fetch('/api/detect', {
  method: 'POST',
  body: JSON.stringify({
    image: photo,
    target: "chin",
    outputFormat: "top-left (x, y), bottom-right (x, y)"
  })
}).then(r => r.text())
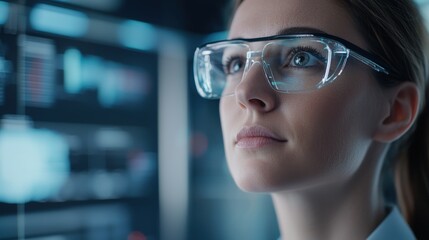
top-left (231, 169), bottom-right (291, 193)
top-left (234, 179), bottom-right (268, 193)
top-left (230, 166), bottom-right (334, 194)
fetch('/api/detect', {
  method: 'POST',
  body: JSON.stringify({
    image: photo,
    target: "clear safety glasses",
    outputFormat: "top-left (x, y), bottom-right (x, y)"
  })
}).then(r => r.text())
top-left (193, 33), bottom-right (390, 99)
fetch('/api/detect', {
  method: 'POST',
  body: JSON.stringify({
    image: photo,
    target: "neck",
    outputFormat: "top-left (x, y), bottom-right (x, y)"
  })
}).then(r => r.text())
top-left (272, 145), bottom-right (388, 240)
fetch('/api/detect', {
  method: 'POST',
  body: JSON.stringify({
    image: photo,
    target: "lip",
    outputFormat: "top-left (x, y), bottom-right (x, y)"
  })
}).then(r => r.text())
top-left (235, 125), bottom-right (287, 148)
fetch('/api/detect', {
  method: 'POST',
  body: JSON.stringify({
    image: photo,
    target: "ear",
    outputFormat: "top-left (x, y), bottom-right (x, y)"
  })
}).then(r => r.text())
top-left (373, 82), bottom-right (420, 143)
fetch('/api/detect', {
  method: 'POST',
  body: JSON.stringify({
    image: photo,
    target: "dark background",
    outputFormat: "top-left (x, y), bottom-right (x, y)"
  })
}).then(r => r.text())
top-left (118, 0), bottom-right (232, 34)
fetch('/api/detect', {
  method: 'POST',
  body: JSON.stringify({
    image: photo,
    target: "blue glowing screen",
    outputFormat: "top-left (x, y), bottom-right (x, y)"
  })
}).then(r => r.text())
top-left (0, 128), bottom-right (70, 203)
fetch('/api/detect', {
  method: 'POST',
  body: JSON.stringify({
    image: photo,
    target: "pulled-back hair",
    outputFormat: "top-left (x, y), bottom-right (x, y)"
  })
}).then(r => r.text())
top-left (338, 1), bottom-right (429, 238)
top-left (232, 0), bottom-right (429, 238)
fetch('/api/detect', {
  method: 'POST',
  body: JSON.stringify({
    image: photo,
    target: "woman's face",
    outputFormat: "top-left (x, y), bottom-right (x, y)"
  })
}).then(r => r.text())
top-left (220, 0), bottom-right (388, 192)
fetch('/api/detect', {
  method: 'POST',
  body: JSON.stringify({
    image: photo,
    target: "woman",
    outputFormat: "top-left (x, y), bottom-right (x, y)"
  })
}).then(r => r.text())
top-left (193, 0), bottom-right (429, 239)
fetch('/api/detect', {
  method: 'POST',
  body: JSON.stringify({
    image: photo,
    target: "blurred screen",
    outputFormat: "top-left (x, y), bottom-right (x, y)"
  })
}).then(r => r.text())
top-left (0, 1), bottom-right (159, 239)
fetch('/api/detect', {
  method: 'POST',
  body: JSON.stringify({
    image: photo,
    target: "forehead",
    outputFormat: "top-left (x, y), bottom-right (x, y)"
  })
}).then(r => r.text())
top-left (229, 0), bottom-right (368, 49)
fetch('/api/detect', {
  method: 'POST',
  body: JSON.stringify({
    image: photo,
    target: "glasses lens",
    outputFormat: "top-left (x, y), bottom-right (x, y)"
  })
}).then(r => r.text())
top-left (194, 37), bottom-right (347, 99)
top-left (262, 38), bottom-right (333, 92)
top-left (194, 43), bottom-right (249, 99)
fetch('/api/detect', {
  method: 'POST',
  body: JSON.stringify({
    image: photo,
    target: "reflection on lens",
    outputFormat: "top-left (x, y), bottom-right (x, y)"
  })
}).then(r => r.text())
top-left (263, 39), bottom-right (331, 92)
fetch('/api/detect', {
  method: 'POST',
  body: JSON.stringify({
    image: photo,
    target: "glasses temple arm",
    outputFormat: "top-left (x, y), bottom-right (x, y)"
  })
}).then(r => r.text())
top-left (349, 50), bottom-right (389, 75)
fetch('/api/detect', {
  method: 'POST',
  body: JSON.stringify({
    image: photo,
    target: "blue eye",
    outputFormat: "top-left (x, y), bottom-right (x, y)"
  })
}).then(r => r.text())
top-left (284, 46), bottom-right (326, 69)
top-left (223, 57), bottom-right (245, 75)
top-left (291, 51), bottom-right (322, 68)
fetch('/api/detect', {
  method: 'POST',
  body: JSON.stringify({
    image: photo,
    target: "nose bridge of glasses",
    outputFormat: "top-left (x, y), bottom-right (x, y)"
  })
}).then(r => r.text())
top-left (246, 49), bottom-right (265, 68)
top-left (240, 50), bottom-right (277, 93)
top-left (243, 50), bottom-right (264, 75)
top-left (246, 50), bottom-right (262, 59)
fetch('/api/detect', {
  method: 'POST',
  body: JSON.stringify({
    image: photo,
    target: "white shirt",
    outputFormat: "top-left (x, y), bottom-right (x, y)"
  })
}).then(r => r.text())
top-left (278, 206), bottom-right (416, 240)
top-left (367, 206), bottom-right (415, 240)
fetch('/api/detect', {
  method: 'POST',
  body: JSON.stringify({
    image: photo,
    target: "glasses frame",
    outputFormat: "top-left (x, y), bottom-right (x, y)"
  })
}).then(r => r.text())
top-left (193, 32), bottom-right (391, 99)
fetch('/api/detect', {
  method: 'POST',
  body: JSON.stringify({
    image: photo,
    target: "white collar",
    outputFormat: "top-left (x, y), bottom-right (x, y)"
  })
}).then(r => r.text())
top-left (277, 206), bottom-right (415, 240)
top-left (367, 206), bottom-right (415, 240)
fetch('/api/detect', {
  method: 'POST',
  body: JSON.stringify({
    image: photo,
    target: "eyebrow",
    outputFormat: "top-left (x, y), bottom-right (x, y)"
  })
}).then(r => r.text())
top-left (275, 27), bottom-right (328, 35)
top-left (231, 26), bottom-right (328, 40)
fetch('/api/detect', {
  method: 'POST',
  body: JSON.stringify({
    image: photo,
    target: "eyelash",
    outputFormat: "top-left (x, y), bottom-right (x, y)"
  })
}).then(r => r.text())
top-left (286, 46), bottom-right (327, 66)
top-left (222, 56), bottom-right (245, 73)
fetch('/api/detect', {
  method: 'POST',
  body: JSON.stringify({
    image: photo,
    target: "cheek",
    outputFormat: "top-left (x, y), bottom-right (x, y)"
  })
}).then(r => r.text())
top-left (287, 76), bottom-right (383, 182)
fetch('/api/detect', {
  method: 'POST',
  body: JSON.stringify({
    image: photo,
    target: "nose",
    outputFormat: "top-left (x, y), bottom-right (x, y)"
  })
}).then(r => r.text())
top-left (235, 52), bottom-right (278, 112)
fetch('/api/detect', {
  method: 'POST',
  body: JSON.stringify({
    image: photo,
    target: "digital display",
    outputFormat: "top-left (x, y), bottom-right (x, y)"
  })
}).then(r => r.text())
top-left (21, 36), bottom-right (56, 107)
top-left (0, 1), bottom-right (159, 239)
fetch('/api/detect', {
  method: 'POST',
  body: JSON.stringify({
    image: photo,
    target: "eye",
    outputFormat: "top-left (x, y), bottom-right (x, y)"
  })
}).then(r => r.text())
top-left (290, 51), bottom-right (322, 68)
top-left (292, 52), bottom-right (311, 66)
top-left (223, 57), bottom-right (245, 75)
top-left (284, 46), bottom-right (326, 69)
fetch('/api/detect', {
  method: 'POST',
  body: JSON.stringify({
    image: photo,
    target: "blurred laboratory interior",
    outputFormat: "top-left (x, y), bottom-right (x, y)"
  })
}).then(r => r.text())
top-left (0, 0), bottom-right (429, 240)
